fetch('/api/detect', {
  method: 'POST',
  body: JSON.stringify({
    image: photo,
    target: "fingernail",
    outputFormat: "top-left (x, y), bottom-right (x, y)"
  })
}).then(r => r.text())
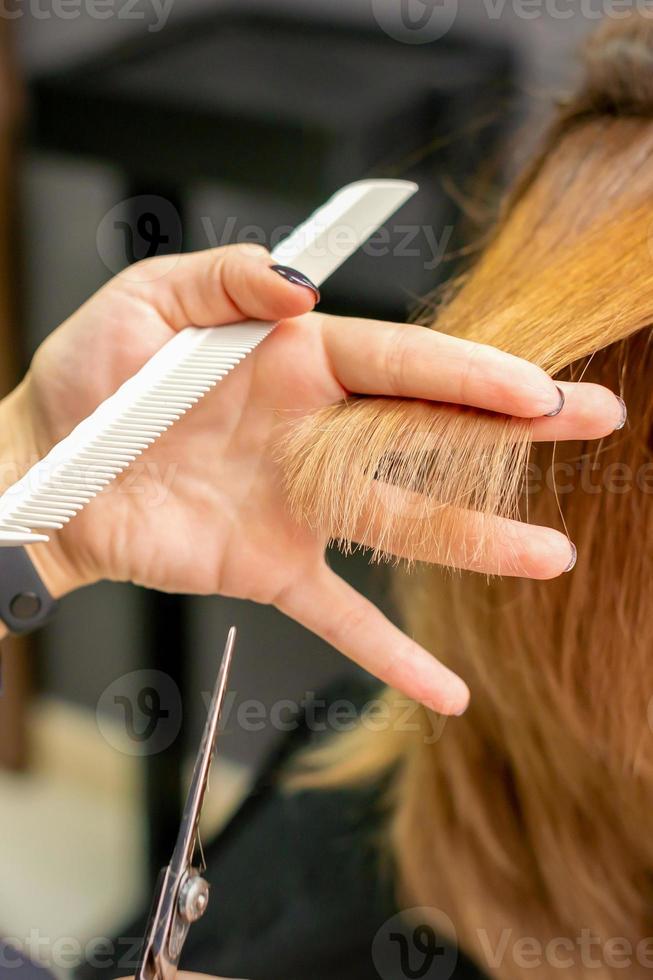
top-left (615, 396), bottom-right (628, 430)
top-left (270, 264), bottom-right (321, 303)
top-left (564, 542), bottom-right (577, 574)
top-left (544, 385), bottom-right (565, 417)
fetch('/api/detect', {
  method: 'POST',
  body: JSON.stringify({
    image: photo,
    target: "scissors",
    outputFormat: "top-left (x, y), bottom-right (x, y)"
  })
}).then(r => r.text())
top-left (135, 626), bottom-right (238, 980)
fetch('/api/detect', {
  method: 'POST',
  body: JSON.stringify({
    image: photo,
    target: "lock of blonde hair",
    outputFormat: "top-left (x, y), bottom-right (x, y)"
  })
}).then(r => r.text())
top-left (281, 14), bottom-right (653, 979)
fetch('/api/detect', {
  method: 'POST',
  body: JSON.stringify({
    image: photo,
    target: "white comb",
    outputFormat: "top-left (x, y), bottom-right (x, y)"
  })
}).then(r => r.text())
top-left (0, 179), bottom-right (418, 546)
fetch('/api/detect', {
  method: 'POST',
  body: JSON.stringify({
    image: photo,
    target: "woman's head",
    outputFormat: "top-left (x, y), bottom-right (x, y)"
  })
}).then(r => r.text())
top-left (284, 13), bottom-right (653, 976)
top-left (283, 12), bottom-right (653, 569)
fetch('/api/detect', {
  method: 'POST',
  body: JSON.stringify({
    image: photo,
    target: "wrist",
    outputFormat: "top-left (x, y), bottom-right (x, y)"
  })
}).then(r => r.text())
top-left (0, 380), bottom-right (83, 608)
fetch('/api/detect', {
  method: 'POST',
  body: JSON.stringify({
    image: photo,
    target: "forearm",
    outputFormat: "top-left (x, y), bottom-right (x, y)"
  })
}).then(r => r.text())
top-left (0, 381), bottom-right (36, 491)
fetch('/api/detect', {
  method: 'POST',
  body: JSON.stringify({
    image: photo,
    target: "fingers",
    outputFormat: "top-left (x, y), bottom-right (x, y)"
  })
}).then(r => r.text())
top-left (277, 562), bottom-right (470, 715)
top-left (121, 244), bottom-right (319, 329)
top-left (354, 488), bottom-right (576, 579)
top-left (531, 380), bottom-right (626, 441)
top-left (319, 314), bottom-right (623, 422)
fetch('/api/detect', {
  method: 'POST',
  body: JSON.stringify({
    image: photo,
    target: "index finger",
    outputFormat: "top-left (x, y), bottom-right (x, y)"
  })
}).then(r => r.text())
top-left (277, 562), bottom-right (470, 716)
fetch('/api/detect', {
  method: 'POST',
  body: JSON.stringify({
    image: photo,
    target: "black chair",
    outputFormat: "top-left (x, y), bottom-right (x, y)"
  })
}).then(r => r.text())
top-left (26, 7), bottom-right (514, 881)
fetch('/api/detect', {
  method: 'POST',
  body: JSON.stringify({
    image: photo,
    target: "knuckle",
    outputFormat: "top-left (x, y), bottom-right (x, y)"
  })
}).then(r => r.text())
top-left (330, 600), bottom-right (368, 642)
top-left (456, 341), bottom-right (487, 405)
top-left (382, 328), bottom-right (415, 396)
top-left (208, 248), bottom-right (229, 282)
top-left (217, 247), bottom-right (267, 306)
top-left (383, 638), bottom-right (414, 677)
top-left (317, 596), bottom-right (368, 649)
top-left (211, 251), bottom-right (247, 311)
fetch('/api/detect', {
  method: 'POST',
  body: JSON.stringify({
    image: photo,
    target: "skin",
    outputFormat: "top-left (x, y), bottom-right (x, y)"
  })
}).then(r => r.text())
top-left (0, 244), bottom-right (625, 715)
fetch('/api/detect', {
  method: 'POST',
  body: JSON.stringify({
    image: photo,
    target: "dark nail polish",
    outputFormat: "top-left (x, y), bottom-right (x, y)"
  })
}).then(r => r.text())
top-left (270, 265), bottom-right (321, 303)
top-left (564, 543), bottom-right (577, 574)
top-left (544, 386), bottom-right (565, 418)
top-left (615, 396), bottom-right (628, 430)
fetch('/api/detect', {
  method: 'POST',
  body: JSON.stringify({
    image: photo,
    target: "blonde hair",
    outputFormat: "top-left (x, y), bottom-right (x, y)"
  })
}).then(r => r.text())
top-left (282, 14), bottom-right (653, 978)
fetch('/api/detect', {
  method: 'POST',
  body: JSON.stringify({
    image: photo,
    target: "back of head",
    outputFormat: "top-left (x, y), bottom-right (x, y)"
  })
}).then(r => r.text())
top-left (283, 13), bottom-right (653, 978)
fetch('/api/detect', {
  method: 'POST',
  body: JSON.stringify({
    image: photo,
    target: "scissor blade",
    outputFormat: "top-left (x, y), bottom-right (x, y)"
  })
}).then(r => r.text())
top-left (170, 626), bottom-right (237, 873)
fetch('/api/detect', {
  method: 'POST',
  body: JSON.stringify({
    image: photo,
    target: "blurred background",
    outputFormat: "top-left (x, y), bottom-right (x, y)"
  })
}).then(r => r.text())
top-left (0, 1), bottom-right (599, 976)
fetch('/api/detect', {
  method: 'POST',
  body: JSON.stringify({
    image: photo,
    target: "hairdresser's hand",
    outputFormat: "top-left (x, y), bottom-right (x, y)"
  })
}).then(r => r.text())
top-left (3, 246), bottom-right (624, 714)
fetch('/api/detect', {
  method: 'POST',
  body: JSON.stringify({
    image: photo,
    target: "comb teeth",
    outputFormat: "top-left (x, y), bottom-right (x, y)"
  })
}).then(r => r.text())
top-left (0, 324), bottom-right (272, 542)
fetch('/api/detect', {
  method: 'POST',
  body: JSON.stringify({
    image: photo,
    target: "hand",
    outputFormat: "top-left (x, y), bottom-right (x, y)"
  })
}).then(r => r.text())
top-left (2, 245), bottom-right (625, 714)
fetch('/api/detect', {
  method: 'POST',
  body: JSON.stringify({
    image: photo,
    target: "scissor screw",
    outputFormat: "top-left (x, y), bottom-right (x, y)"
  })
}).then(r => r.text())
top-left (178, 875), bottom-right (210, 923)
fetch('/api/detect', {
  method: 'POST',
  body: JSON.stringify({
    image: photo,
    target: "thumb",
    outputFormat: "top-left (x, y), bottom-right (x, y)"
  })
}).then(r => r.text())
top-left (277, 562), bottom-right (470, 716)
top-left (112, 243), bottom-right (319, 329)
